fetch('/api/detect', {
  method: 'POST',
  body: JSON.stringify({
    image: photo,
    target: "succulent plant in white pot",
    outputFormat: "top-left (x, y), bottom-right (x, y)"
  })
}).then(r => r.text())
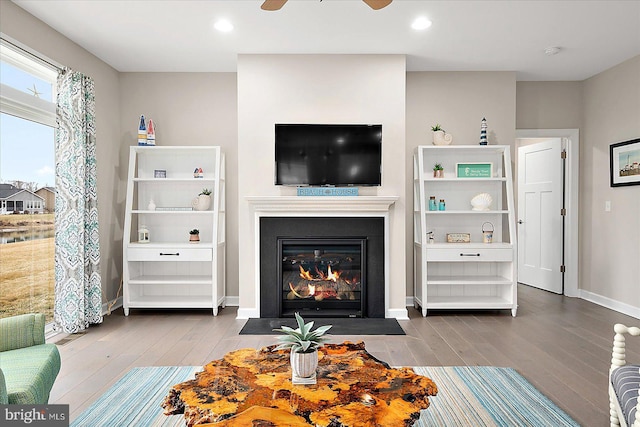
top-left (191, 188), bottom-right (212, 211)
top-left (431, 124), bottom-right (453, 145)
top-left (273, 312), bottom-right (332, 383)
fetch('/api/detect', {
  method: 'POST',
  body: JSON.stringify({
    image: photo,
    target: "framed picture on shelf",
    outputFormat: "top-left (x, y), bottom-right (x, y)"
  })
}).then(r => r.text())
top-left (154, 169), bottom-right (167, 178)
top-left (610, 138), bottom-right (640, 187)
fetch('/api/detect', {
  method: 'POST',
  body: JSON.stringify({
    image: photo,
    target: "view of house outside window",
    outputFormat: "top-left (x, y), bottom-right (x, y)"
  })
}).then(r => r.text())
top-left (0, 40), bottom-right (57, 322)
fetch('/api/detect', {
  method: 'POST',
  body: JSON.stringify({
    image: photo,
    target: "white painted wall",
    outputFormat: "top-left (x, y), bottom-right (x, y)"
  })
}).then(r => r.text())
top-left (237, 54), bottom-right (407, 317)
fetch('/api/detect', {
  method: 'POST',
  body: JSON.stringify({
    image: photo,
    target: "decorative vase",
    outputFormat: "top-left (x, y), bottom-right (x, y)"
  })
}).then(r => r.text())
top-left (191, 194), bottom-right (211, 211)
top-left (189, 234), bottom-right (200, 243)
top-left (290, 349), bottom-right (318, 380)
top-left (433, 130), bottom-right (453, 145)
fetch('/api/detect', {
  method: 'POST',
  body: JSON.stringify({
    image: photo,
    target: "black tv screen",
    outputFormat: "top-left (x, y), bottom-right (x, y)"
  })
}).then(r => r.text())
top-left (275, 124), bottom-right (382, 186)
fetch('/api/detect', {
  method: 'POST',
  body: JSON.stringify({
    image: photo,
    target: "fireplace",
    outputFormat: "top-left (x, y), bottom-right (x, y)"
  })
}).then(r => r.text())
top-left (260, 217), bottom-right (384, 318)
top-left (279, 238), bottom-right (366, 317)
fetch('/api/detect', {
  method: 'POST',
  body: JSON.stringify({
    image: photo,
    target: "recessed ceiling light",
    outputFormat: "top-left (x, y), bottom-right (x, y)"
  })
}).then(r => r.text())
top-left (214, 19), bottom-right (234, 33)
top-left (544, 46), bottom-right (561, 56)
top-left (411, 17), bottom-right (432, 31)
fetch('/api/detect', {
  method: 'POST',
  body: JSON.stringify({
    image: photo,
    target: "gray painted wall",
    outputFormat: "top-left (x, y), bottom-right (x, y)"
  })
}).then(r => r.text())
top-left (406, 71), bottom-right (517, 299)
top-left (118, 73), bottom-right (239, 298)
top-left (3, 0), bottom-right (638, 317)
top-left (515, 57), bottom-right (640, 314)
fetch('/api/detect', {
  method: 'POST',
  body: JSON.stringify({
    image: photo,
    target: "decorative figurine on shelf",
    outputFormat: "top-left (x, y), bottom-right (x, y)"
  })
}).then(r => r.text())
top-left (189, 229), bottom-right (200, 243)
top-left (432, 124), bottom-right (453, 145)
top-left (482, 222), bottom-right (494, 243)
top-left (471, 192), bottom-right (493, 211)
top-left (137, 115), bottom-right (147, 145)
top-left (146, 119), bottom-right (156, 146)
top-left (191, 188), bottom-right (212, 211)
top-left (479, 117), bottom-right (488, 145)
top-left (147, 198), bottom-right (156, 211)
top-left (427, 231), bottom-right (435, 244)
top-left (193, 167), bottom-right (204, 178)
top-left (138, 225), bottom-right (149, 243)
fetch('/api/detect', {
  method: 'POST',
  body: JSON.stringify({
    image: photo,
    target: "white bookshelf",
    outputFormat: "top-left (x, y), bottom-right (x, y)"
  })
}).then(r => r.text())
top-left (413, 145), bottom-right (517, 316)
top-left (123, 146), bottom-right (225, 315)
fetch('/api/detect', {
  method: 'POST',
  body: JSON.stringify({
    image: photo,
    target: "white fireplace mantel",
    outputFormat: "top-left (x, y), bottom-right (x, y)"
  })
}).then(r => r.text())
top-left (239, 196), bottom-right (403, 320)
top-left (246, 196), bottom-right (398, 214)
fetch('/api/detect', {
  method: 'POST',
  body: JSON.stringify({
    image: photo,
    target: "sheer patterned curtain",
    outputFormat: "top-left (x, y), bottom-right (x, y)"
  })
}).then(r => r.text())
top-left (54, 68), bottom-right (102, 333)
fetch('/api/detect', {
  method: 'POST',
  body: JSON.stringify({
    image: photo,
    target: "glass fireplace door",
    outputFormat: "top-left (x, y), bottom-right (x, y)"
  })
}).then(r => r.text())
top-left (278, 238), bottom-right (366, 317)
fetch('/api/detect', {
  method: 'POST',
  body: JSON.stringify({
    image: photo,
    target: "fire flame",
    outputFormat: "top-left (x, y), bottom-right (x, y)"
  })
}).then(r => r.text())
top-left (298, 265), bottom-right (341, 282)
top-left (290, 265), bottom-right (351, 300)
top-left (325, 265), bottom-right (340, 282)
top-left (298, 265), bottom-right (314, 281)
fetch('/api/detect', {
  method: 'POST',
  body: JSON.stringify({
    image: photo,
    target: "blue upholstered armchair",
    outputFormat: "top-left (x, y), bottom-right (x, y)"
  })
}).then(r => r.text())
top-left (0, 313), bottom-right (61, 404)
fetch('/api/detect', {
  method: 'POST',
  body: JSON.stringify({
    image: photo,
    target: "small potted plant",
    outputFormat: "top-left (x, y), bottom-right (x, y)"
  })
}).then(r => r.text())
top-left (189, 229), bottom-right (200, 243)
top-left (431, 124), bottom-right (453, 145)
top-left (433, 163), bottom-right (444, 178)
top-left (273, 312), bottom-right (332, 384)
top-left (191, 188), bottom-right (212, 211)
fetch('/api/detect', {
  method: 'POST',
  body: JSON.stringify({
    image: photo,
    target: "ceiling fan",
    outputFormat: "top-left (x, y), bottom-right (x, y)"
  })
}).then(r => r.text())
top-left (261, 0), bottom-right (392, 11)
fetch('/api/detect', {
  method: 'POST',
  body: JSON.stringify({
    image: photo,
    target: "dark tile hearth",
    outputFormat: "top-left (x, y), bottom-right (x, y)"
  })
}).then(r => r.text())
top-left (239, 317), bottom-right (405, 335)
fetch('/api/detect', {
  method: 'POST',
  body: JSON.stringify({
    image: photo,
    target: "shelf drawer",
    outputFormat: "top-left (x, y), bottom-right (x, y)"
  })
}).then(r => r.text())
top-left (128, 247), bottom-right (212, 261)
top-left (426, 248), bottom-right (512, 262)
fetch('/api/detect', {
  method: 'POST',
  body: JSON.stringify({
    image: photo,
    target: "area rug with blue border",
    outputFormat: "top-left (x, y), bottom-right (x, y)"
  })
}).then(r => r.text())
top-left (71, 365), bottom-right (579, 427)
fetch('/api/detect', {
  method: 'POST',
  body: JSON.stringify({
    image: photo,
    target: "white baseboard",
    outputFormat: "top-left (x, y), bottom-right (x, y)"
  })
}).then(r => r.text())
top-left (224, 296), bottom-right (239, 306)
top-left (236, 308), bottom-right (259, 319)
top-left (580, 290), bottom-right (640, 320)
top-left (405, 296), bottom-right (414, 307)
top-left (387, 308), bottom-right (409, 320)
top-left (101, 296), bottom-right (238, 315)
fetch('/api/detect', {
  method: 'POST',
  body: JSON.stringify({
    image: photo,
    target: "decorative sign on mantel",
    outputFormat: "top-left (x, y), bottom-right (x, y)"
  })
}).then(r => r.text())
top-left (297, 187), bottom-right (359, 197)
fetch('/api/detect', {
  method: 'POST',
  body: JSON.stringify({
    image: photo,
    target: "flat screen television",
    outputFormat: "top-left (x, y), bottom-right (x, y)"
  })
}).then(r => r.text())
top-left (275, 124), bottom-right (382, 186)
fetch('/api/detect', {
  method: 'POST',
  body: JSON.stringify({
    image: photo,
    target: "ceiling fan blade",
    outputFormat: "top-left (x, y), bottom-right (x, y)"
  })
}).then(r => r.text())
top-left (362, 0), bottom-right (392, 10)
top-left (261, 0), bottom-right (288, 11)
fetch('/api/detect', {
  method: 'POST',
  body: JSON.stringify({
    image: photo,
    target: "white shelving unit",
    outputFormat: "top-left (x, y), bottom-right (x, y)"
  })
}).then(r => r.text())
top-left (123, 146), bottom-right (225, 316)
top-left (413, 145), bottom-right (517, 317)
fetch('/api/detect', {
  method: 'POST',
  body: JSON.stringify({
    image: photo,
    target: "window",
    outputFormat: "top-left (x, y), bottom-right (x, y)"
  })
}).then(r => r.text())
top-left (0, 36), bottom-right (58, 321)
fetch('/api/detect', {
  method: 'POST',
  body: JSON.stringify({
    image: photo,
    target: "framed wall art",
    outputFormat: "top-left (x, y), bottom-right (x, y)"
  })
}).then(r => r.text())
top-left (610, 138), bottom-right (640, 187)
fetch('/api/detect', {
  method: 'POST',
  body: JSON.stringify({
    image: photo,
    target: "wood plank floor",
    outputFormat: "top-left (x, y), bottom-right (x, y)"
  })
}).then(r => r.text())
top-left (49, 284), bottom-right (640, 426)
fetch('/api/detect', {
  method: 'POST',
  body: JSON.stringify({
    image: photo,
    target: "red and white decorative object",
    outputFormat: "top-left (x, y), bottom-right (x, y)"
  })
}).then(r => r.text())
top-left (146, 119), bottom-right (156, 145)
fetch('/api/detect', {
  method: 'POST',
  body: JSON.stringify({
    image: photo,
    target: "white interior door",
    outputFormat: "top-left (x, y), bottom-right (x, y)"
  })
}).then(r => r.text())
top-left (517, 139), bottom-right (563, 294)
